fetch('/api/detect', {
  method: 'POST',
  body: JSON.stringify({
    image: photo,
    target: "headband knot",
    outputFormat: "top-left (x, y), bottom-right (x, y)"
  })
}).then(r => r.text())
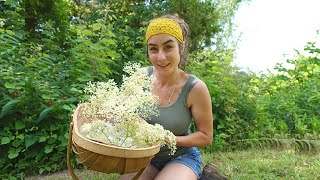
top-left (145, 18), bottom-right (183, 42)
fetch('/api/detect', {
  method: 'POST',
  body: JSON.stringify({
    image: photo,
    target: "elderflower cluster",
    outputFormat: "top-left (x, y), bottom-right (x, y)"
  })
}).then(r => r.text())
top-left (79, 63), bottom-right (176, 155)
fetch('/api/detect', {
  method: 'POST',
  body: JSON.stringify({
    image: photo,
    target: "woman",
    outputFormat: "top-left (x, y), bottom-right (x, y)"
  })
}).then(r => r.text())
top-left (120, 14), bottom-right (214, 180)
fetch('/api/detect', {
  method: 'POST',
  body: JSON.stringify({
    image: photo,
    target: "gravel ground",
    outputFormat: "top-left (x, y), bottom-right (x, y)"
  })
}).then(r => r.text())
top-left (26, 170), bottom-right (71, 180)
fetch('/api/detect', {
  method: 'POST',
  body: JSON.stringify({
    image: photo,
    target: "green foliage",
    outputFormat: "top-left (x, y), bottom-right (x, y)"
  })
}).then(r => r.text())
top-left (188, 33), bottom-right (320, 152)
top-left (188, 49), bottom-right (258, 151)
top-left (249, 37), bottom-right (320, 139)
top-left (0, 0), bottom-right (148, 178)
top-left (165, 0), bottom-right (221, 51)
top-left (23, 0), bottom-right (71, 45)
top-left (0, 99), bottom-right (21, 119)
top-left (105, 0), bottom-right (224, 52)
top-left (0, 2), bottom-right (125, 178)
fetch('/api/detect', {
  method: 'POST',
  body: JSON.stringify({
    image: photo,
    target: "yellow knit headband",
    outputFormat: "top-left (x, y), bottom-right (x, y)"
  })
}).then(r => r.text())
top-left (145, 18), bottom-right (183, 42)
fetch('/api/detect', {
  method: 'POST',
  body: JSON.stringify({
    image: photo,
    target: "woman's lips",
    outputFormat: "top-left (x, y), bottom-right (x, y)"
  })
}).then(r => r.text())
top-left (157, 64), bottom-right (170, 69)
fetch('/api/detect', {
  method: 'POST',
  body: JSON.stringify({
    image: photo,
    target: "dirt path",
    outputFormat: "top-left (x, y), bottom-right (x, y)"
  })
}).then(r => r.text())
top-left (26, 170), bottom-right (119, 180)
top-left (26, 170), bottom-right (71, 180)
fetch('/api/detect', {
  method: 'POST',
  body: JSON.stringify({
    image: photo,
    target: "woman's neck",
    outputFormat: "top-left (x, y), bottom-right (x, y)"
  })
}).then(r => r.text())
top-left (154, 68), bottom-right (180, 87)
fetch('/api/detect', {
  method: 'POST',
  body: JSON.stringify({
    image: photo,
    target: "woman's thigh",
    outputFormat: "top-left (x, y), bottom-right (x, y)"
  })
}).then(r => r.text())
top-left (155, 162), bottom-right (198, 180)
top-left (119, 172), bottom-right (136, 180)
top-left (119, 164), bottom-right (159, 180)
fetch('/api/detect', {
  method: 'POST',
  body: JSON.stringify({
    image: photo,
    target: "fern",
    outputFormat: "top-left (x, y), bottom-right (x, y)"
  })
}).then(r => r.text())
top-left (0, 99), bottom-right (21, 119)
top-left (35, 107), bottom-right (54, 124)
top-left (294, 139), bottom-right (320, 153)
top-left (230, 138), bottom-right (320, 154)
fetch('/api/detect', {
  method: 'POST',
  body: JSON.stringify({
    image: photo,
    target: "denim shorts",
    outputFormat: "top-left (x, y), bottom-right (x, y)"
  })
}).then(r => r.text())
top-left (150, 147), bottom-right (202, 179)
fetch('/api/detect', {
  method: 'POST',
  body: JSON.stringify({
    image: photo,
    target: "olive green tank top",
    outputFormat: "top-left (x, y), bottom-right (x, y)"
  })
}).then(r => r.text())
top-left (147, 66), bottom-right (198, 162)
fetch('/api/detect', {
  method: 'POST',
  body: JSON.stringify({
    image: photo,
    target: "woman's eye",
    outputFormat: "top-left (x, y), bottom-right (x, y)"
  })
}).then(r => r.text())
top-left (166, 45), bottom-right (173, 49)
top-left (149, 47), bottom-right (157, 51)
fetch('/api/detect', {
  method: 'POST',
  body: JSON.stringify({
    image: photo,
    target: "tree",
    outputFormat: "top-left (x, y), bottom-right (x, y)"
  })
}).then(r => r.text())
top-left (102, 0), bottom-right (244, 52)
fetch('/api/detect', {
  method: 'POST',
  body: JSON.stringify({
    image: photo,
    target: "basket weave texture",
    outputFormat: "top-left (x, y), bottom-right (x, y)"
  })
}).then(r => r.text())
top-left (70, 103), bottom-right (161, 174)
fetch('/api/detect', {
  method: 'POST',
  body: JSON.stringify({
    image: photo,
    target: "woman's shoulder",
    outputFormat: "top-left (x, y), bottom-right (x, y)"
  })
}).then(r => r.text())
top-left (191, 78), bottom-right (208, 91)
top-left (187, 74), bottom-right (209, 95)
top-left (185, 75), bottom-right (210, 107)
top-left (186, 74), bottom-right (206, 89)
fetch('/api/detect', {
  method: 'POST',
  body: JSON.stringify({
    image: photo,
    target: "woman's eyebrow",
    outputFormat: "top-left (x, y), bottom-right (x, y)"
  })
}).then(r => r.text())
top-left (162, 39), bottom-right (174, 45)
top-left (148, 43), bottom-right (157, 46)
top-left (148, 39), bottom-right (175, 47)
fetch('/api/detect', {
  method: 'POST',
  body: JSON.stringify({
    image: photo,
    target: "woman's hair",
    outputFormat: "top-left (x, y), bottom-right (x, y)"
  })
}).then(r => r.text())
top-left (147, 14), bottom-right (190, 70)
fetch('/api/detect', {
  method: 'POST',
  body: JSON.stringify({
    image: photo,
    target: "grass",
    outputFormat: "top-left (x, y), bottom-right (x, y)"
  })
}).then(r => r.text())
top-left (201, 148), bottom-right (320, 180)
top-left (26, 148), bottom-right (320, 180)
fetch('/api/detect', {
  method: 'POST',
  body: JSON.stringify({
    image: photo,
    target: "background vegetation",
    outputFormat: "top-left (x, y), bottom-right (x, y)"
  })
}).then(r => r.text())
top-left (0, 0), bottom-right (319, 179)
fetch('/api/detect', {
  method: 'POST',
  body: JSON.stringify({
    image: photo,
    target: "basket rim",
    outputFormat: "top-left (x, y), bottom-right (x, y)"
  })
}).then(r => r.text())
top-left (72, 103), bottom-right (161, 158)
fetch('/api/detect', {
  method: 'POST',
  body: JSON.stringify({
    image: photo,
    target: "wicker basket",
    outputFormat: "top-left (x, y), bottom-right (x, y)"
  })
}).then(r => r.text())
top-left (67, 103), bottom-right (160, 179)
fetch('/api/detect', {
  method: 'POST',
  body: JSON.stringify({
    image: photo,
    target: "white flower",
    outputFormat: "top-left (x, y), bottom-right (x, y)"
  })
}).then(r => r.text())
top-left (79, 63), bottom-right (176, 154)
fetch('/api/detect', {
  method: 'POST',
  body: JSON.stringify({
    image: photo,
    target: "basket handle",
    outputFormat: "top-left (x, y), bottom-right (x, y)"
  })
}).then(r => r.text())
top-left (67, 117), bottom-right (79, 180)
top-left (131, 167), bottom-right (146, 180)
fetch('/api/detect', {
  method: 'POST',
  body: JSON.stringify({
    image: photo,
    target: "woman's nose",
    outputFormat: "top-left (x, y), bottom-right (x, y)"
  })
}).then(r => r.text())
top-left (157, 50), bottom-right (166, 61)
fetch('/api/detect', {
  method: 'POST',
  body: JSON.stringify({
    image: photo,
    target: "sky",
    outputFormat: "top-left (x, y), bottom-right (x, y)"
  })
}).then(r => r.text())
top-left (233, 0), bottom-right (320, 72)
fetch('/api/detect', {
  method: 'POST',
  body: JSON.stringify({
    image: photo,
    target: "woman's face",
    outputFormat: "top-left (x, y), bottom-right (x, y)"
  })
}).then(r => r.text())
top-left (147, 34), bottom-right (181, 74)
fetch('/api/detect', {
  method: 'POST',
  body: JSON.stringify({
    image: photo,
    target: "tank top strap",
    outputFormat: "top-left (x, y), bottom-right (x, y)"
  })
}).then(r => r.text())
top-left (147, 66), bottom-right (153, 76)
top-left (182, 74), bottom-right (197, 106)
top-left (185, 74), bottom-right (197, 93)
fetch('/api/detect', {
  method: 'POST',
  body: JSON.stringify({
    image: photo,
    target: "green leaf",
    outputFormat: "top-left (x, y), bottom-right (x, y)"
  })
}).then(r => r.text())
top-left (0, 99), bottom-right (21, 119)
top-left (217, 124), bottom-right (224, 129)
top-left (39, 136), bottom-right (47, 142)
top-left (45, 166), bottom-right (52, 171)
top-left (8, 148), bottom-right (21, 159)
top-left (92, 23), bottom-right (102, 31)
top-left (64, 132), bottom-right (69, 139)
top-left (62, 104), bottom-right (73, 111)
top-left (1, 137), bottom-right (11, 145)
top-left (5, 30), bottom-right (15, 36)
top-left (4, 33), bottom-right (20, 44)
top-left (77, 76), bottom-right (91, 82)
top-left (9, 176), bottom-right (17, 180)
top-left (101, 39), bottom-right (116, 47)
top-left (44, 145), bottom-right (54, 154)
top-left (39, 168), bottom-right (45, 174)
top-left (51, 134), bottom-right (57, 139)
top-left (108, 31), bottom-right (115, 37)
top-left (4, 82), bottom-right (15, 89)
top-left (8, 152), bottom-right (19, 159)
top-left (36, 107), bottom-right (54, 124)
top-left (25, 135), bottom-right (38, 148)
top-left (58, 134), bottom-right (67, 146)
top-left (50, 124), bottom-right (59, 131)
top-left (17, 134), bottom-right (24, 140)
top-left (65, 97), bottom-right (78, 103)
top-left (11, 139), bottom-right (23, 148)
top-left (47, 138), bottom-right (56, 144)
top-left (82, 30), bottom-right (92, 35)
top-left (70, 87), bottom-right (78, 92)
top-left (42, 53), bottom-right (50, 58)
top-left (41, 94), bottom-right (52, 100)
top-left (15, 121), bottom-right (25, 130)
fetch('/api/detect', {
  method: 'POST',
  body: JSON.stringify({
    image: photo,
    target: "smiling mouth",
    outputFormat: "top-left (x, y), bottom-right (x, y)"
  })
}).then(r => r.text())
top-left (157, 64), bottom-right (170, 68)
